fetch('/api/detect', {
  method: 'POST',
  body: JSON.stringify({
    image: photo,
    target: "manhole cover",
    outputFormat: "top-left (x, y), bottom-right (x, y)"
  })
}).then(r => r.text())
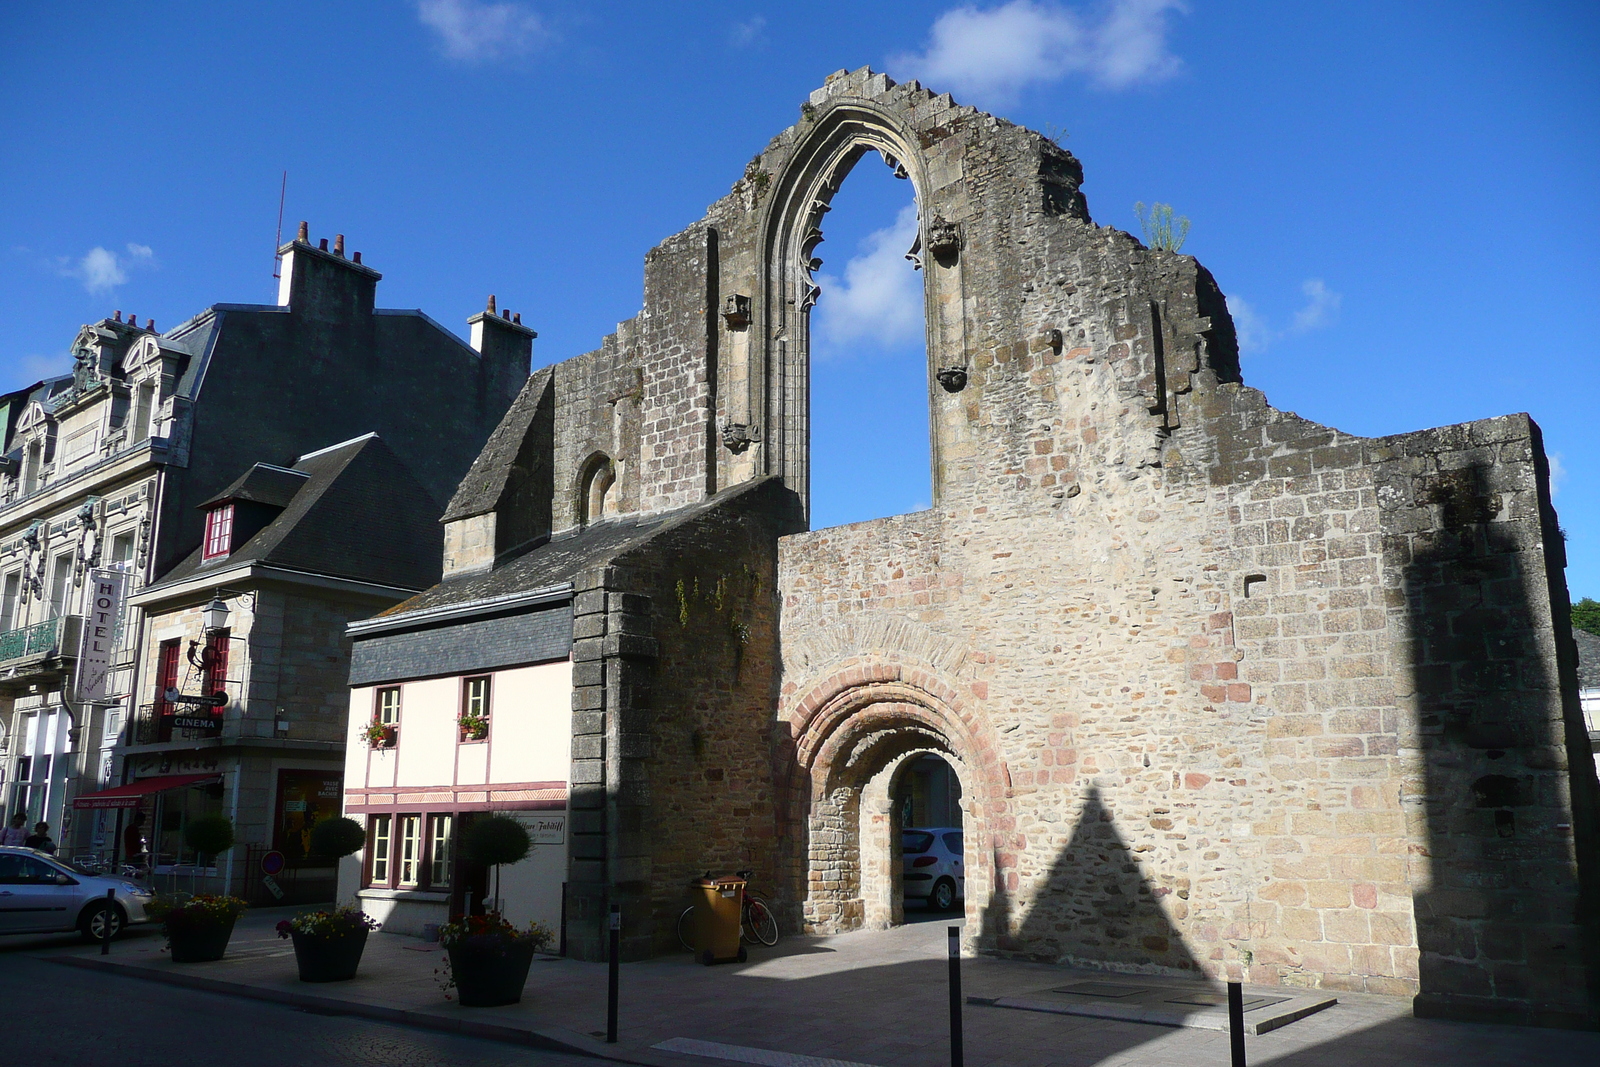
top-left (1052, 983), bottom-right (1150, 998)
top-left (1164, 993), bottom-right (1288, 1010)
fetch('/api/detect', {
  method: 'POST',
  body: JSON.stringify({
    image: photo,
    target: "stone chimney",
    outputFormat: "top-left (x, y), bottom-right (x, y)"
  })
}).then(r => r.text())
top-left (276, 222), bottom-right (382, 321)
top-left (467, 295), bottom-right (536, 404)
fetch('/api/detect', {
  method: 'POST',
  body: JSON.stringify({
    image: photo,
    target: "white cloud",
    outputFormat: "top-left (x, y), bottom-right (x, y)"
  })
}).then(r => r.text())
top-left (729, 16), bottom-right (766, 48)
top-left (889, 0), bottom-right (1185, 107)
top-left (1227, 278), bottom-right (1342, 357)
top-left (812, 204), bottom-right (925, 356)
top-left (1549, 452), bottom-right (1567, 499)
top-left (1289, 277), bottom-right (1341, 334)
top-left (416, 0), bottom-right (548, 63)
top-left (1225, 293), bottom-right (1269, 356)
top-left (65, 242), bottom-right (155, 295)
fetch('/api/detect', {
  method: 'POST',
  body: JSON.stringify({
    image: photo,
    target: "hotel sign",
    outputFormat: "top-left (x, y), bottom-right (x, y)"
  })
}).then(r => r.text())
top-left (75, 568), bottom-right (127, 703)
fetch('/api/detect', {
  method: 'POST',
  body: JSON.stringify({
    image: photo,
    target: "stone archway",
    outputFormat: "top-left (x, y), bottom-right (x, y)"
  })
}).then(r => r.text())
top-left (749, 84), bottom-right (973, 522)
top-left (781, 677), bottom-right (1004, 935)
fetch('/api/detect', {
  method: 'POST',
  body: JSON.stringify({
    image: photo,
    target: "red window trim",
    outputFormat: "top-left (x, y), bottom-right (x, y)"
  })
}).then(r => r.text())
top-left (202, 504), bottom-right (234, 561)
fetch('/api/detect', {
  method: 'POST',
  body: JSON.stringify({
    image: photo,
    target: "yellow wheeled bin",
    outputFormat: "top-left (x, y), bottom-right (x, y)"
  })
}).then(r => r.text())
top-left (691, 874), bottom-right (747, 965)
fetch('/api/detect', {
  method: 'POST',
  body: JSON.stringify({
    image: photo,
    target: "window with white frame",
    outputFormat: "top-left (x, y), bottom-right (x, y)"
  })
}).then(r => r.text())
top-left (368, 815), bottom-right (391, 884)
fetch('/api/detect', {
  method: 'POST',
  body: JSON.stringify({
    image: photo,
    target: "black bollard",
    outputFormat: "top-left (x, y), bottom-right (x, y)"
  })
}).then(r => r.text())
top-left (101, 887), bottom-right (115, 955)
top-left (1228, 981), bottom-right (1246, 1066)
top-left (948, 926), bottom-right (964, 1067)
top-left (606, 904), bottom-right (620, 1044)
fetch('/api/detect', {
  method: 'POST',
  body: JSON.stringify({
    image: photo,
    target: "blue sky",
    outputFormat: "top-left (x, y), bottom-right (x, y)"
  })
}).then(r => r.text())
top-left (2, 3), bottom-right (1596, 589)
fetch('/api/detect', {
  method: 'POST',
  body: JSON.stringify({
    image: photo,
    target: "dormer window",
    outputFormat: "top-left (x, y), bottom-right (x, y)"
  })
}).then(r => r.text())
top-left (203, 504), bottom-right (235, 561)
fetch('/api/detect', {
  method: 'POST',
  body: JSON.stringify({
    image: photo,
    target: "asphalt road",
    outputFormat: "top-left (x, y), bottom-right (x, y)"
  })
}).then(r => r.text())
top-left (5, 932), bottom-right (609, 1067)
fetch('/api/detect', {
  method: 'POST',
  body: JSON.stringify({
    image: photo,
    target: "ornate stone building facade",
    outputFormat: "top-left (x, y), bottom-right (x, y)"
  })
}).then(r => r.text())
top-left (0, 230), bottom-right (529, 880)
top-left (351, 70), bottom-right (1598, 1027)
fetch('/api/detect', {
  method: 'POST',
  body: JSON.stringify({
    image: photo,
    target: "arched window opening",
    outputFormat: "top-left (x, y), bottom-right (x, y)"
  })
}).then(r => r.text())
top-left (578, 454), bottom-right (616, 526)
top-left (807, 158), bottom-right (931, 530)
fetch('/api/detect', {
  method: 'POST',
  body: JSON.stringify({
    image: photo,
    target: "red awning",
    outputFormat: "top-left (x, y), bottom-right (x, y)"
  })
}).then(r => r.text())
top-left (72, 773), bottom-right (221, 810)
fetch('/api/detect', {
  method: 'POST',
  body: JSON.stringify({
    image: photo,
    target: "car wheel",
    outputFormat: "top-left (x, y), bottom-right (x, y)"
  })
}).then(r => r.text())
top-left (930, 878), bottom-right (957, 912)
top-left (80, 900), bottom-right (125, 943)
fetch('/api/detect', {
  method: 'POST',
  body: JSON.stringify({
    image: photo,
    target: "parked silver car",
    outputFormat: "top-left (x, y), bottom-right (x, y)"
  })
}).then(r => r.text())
top-left (903, 827), bottom-right (964, 911)
top-left (0, 846), bottom-right (155, 940)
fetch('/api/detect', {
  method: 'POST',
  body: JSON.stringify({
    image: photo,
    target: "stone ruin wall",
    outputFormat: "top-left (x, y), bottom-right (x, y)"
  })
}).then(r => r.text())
top-left (513, 67), bottom-right (1596, 1022)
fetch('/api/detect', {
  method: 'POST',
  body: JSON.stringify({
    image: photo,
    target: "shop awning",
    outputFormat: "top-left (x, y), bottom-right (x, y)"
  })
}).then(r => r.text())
top-left (72, 773), bottom-right (221, 810)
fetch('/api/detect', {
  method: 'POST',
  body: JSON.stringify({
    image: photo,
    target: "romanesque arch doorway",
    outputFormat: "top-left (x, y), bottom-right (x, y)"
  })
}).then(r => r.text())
top-left (786, 679), bottom-right (993, 936)
top-left (895, 754), bottom-right (965, 920)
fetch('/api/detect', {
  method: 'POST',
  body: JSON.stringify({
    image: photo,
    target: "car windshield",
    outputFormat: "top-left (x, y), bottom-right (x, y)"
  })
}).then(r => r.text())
top-left (942, 832), bottom-right (964, 854)
top-left (902, 831), bottom-right (934, 854)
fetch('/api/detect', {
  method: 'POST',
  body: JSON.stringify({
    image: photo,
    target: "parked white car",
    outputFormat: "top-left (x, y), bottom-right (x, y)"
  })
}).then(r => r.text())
top-left (0, 847), bottom-right (155, 940)
top-left (903, 827), bottom-right (964, 911)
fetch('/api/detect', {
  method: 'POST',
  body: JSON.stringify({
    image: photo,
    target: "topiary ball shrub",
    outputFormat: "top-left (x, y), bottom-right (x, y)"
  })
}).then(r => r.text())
top-left (309, 817), bottom-right (368, 860)
top-left (184, 814), bottom-right (235, 858)
top-left (462, 815), bottom-right (530, 868)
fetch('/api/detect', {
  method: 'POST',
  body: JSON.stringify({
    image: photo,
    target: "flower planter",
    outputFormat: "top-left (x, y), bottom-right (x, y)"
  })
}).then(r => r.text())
top-left (448, 938), bottom-right (536, 1006)
top-left (167, 917), bottom-right (237, 963)
top-left (290, 927), bottom-right (370, 982)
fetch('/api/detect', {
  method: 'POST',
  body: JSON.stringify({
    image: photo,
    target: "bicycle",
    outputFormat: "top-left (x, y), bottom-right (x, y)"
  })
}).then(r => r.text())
top-left (676, 869), bottom-right (780, 951)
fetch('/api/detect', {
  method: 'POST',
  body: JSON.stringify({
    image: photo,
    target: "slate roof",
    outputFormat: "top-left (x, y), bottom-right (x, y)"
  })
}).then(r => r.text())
top-left (198, 463), bottom-right (309, 509)
top-left (377, 511), bottom-right (673, 618)
top-left (151, 434), bottom-right (444, 593)
top-left (378, 478), bottom-right (792, 621)
top-left (1575, 628), bottom-right (1600, 689)
top-left (441, 368), bottom-right (551, 522)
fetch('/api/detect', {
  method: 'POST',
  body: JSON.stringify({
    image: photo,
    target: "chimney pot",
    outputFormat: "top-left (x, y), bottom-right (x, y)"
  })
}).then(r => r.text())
top-left (333, 234), bottom-right (345, 256)
top-left (128, 313), bottom-right (136, 327)
top-left (352, 251), bottom-right (362, 264)
top-left (486, 294), bottom-right (497, 314)
top-left (512, 312), bottom-right (521, 325)
top-left (113, 310), bottom-right (122, 322)
top-left (502, 308), bottom-right (511, 320)
top-left (297, 221), bottom-right (309, 243)
top-left (318, 238), bottom-right (328, 252)
top-left (146, 319), bottom-right (154, 331)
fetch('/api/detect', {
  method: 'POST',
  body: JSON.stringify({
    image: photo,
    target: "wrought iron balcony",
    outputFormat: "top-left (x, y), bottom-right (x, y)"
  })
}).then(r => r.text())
top-left (0, 615), bottom-right (81, 691)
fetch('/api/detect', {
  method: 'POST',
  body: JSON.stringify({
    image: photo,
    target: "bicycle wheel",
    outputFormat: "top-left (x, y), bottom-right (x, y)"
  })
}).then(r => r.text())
top-left (676, 906), bottom-right (696, 952)
top-left (743, 895), bottom-right (779, 946)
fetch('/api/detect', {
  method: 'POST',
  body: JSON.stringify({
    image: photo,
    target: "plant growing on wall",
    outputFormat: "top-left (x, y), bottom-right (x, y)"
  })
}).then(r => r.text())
top-left (1134, 201), bottom-right (1191, 253)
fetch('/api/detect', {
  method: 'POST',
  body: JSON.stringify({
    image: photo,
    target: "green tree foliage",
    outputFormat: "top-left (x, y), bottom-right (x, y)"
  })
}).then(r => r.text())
top-left (184, 814), bottom-right (235, 858)
top-left (1135, 201), bottom-right (1192, 253)
top-left (309, 817), bottom-right (368, 859)
top-left (462, 815), bottom-right (530, 868)
top-left (1572, 598), bottom-right (1600, 636)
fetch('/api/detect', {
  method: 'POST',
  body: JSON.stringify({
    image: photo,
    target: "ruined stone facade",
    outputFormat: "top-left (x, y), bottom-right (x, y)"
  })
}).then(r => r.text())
top-left (406, 69), bottom-right (1598, 1025)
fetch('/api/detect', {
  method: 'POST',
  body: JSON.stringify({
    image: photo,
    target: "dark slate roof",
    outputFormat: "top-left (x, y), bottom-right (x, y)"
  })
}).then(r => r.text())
top-left (1575, 629), bottom-right (1600, 689)
top-left (198, 464), bottom-right (309, 509)
top-left (377, 510), bottom-right (673, 618)
top-left (152, 434), bottom-right (444, 592)
top-left (379, 478), bottom-right (792, 620)
top-left (441, 368), bottom-right (551, 522)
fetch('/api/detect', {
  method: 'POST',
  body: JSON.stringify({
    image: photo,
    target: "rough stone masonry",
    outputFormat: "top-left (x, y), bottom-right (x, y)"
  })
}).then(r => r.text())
top-left (442, 67), bottom-right (1599, 1026)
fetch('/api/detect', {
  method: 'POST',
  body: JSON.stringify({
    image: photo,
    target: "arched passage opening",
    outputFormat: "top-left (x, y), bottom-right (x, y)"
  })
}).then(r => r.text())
top-left (787, 680), bottom-right (993, 935)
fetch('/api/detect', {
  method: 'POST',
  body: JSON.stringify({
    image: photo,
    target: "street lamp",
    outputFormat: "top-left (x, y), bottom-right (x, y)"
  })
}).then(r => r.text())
top-left (202, 596), bottom-right (230, 634)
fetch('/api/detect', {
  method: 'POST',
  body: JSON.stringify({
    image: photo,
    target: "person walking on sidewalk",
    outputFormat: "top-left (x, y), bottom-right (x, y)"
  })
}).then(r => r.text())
top-left (24, 821), bottom-right (55, 853)
top-left (0, 814), bottom-right (27, 847)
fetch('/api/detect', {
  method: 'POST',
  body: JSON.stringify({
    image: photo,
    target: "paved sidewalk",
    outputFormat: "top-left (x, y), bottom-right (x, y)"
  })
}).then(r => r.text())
top-left (42, 908), bottom-right (1600, 1067)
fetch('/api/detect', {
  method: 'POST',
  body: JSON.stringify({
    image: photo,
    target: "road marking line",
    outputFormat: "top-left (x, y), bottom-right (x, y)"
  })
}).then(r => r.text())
top-left (652, 1037), bottom-right (882, 1067)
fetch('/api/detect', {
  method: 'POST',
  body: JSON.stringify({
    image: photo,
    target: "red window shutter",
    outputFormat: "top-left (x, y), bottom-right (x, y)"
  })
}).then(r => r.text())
top-left (206, 632), bottom-right (230, 694)
top-left (156, 641), bottom-right (181, 715)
